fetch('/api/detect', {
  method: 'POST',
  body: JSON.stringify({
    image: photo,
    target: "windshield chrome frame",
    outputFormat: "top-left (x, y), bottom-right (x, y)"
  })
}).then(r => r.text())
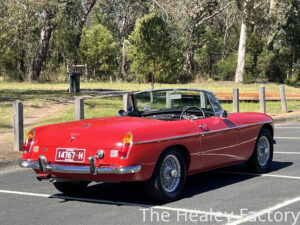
top-left (132, 88), bottom-right (224, 117)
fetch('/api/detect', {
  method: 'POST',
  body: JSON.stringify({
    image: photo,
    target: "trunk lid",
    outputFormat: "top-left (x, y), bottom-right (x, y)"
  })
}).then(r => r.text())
top-left (34, 116), bottom-right (163, 149)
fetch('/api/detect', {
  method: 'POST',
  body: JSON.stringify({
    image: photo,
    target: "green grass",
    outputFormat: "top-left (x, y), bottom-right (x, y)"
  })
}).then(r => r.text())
top-left (222, 100), bottom-right (300, 114)
top-left (1, 81), bottom-right (300, 94)
top-left (0, 88), bottom-right (81, 132)
top-left (23, 96), bottom-right (123, 135)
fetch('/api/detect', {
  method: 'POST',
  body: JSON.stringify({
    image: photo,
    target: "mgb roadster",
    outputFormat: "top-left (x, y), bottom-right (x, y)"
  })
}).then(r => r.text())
top-left (20, 88), bottom-right (274, 202)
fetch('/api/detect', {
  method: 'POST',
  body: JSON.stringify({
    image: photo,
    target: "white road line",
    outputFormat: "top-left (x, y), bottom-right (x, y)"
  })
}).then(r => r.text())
top-left (0, 189), bottom-right (150, 207)
top-left (0, 190), bottom-right (51, 198)
top-left (275, 151), bottom-right (300, 155)
top-left (0, 189), bottom-right (240, 219)
top-left (275, 127), bottom-right (300, 129)
top-left (217, 171), bottom-right (300, 180)
top-left (228, 195), bottom-right (300, 225)
top-left (274, 137), bottom-right (300, 140)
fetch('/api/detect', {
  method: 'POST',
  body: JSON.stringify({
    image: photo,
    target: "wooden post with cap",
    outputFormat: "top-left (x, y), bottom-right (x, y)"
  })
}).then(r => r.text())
top-left (233, 88), bottom-right (239, 113)
top-left (280, 85), bottom-right (288, 113)
top-left (75, 97), bottom-right (84, 120)
top-left (259, 86), bottom-right (266, 114)
top-left (13, 100), bottom-right (23, 151)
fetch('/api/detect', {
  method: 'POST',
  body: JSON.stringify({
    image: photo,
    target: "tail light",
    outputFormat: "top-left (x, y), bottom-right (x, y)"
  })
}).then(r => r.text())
top-left (119, 131), bottom-right (133, 159)
top-left (22, 129), bottom-right (35, 152)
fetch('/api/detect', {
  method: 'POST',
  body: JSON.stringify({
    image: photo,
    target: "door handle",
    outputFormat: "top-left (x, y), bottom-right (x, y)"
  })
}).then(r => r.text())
top-left (199, 124), bottom-right (208, 130)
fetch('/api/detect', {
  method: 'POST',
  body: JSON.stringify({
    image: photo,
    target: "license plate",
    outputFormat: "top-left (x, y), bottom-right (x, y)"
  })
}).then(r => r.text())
top-left (55, 148), bottom-right (85, 163)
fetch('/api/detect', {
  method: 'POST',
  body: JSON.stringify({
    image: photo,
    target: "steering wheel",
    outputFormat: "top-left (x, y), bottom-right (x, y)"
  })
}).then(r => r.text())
top-left (180, 106), bottom-right (205, 120)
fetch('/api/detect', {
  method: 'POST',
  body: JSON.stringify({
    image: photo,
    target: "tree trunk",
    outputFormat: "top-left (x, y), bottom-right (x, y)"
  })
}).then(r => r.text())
top-left (29, 21), bottom-right (55, 82)
top-left (184, 52), bottom-right (194, 74)
top-left (74, 0), bottom-right (97, 64)
top-left (266, 0), bottom-right (277, 50)
top-left (121, 39), bottom-right (127, 78)
top-left (235, 4), bottom-right (248, 84)
top-left (292, 48), bottom-right (296, 78)
top-left (17, 49), bottom-right (26, 81)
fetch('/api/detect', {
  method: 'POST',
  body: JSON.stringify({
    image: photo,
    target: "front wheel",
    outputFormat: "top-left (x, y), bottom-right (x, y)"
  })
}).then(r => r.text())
top-left (245, 128), bottom-right (273, 173)
top-left (53, 181), bottom-right (90, 195)
top-left (144, 149), bottom-right (186, 202)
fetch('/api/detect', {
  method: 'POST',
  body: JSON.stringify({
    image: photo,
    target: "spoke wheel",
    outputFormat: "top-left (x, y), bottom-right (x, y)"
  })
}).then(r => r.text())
top-left (246, 128), bottom-right (273, 173)
top-left (144, 149), bottom-right (186, 202)
top-left (257, 136), bottom-right (271, 167)
top-left (160, 155), bottom-right (181, 193)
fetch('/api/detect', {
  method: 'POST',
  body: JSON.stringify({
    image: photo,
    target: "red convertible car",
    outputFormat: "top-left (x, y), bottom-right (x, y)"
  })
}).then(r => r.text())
top-left (20, 88), bottom-right (274, 202)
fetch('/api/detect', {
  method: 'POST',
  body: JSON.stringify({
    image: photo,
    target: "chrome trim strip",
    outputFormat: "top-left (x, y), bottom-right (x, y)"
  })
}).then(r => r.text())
top-left (133, 121), bottom-right (272, 145)
top-left (202, 137), bottom-right (257, 154)
top-left (134, 133), bottom-right (201, 145)
top-left (47, 164), bottom-right (91, 174)
top-left (20, 160), bottom-right (141, 175)
top-left (19, 160), bottom-right (40, 170)
top-left (96, 165), bottom-right (141, 174)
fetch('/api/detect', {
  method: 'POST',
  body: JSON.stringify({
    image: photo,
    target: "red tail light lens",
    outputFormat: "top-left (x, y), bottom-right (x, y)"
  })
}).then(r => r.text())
top-left (22, 129), bottom-right (35, 152)
top-left (119, 131), bottom-right (133, 159)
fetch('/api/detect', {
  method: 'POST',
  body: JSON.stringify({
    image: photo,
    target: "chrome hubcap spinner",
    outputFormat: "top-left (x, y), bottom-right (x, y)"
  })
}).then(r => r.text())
top-left (160, 155), bottom-right (181, 193)
top-left (257, 136), bottom-right (270, 167)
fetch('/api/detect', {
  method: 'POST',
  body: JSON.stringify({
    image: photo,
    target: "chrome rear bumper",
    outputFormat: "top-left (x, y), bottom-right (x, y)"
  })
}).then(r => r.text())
top-left (20, 159), bottom-right (141, 175)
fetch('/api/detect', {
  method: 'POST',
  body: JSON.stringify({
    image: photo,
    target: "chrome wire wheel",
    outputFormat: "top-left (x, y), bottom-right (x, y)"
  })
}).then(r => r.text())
top-left (159, 155), bottom-right (181, 193)
top-left (257, 136), bottom-right (270, 167)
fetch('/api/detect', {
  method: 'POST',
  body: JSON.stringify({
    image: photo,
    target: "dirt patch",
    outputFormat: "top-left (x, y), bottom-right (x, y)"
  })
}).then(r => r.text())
top-left (0, 101), bottom-right (73, 161)
top-left (270, 108), bottom-right (300, 119)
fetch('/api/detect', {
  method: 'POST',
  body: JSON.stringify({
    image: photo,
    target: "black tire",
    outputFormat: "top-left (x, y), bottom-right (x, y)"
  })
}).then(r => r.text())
top-left (144, 149), bottom-right (186, 202)
top-left (53, 181), bottom-right (90, 195)
top-left (245, 128), bottom-right (273, 173)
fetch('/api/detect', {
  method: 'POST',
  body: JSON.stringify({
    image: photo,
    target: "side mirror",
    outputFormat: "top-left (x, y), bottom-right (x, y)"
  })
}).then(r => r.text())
top-left (118, 109), bottom-right (126, 116)
top-left (221, 110), bottom-right (230, 119)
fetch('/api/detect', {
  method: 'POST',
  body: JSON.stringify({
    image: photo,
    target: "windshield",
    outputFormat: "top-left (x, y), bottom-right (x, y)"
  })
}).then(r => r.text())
top-left (134, 90), bottom-right (222, 116)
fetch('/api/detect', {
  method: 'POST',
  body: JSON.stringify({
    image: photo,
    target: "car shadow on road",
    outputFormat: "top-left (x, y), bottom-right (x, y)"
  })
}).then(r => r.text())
top-left (50, 161), bottom-right (293, 206)
top-left (183, 161), bottom-right (293, 199)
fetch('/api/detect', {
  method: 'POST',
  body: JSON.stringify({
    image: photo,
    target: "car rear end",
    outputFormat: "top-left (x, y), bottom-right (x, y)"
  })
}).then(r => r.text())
top-left (20, 119), bottom-right (147, 182)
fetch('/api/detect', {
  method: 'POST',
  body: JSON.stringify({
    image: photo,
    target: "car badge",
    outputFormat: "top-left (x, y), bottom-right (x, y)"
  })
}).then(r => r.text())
top-left (70, 136), bottom-right (76, 142)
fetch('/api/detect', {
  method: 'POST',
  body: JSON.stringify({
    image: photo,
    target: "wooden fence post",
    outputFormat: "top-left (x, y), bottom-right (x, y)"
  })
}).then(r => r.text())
top-left (110, 76), bottom-right (113, 83)
top-left (259, 86), bottom-right (266, 114)
top-left (75, 97), bottom-right (84, 120)
top-left (280, 84), bottom-right (288, 113)
top-left (13, 100), bottom-right (23, 151)
top-left (123, 93), bottom-right (130, 112)
top-left (85, 64), bottom-right (88, 83)
top-left (233, 88), bottom-right (239, 113)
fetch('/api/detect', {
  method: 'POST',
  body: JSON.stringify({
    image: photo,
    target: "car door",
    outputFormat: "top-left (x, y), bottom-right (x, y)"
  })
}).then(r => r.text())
top-left (193, 116), bottom-right (239, 170)
top-left (193, 92), bottom-right (240, 170)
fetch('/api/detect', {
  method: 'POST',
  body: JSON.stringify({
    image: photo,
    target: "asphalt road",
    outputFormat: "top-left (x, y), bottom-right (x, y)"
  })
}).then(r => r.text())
top-left (1, 122), bottom-right (300, 225)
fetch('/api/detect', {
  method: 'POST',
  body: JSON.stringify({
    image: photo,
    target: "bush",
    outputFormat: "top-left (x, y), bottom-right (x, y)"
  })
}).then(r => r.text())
top-left (257, 51), bottom-right (289, 83)
top-left (79, 24), bottom-right (118, 79)
top-left (127, 14), bottom-right (185, 84)
top-left (216, 54), bottom-right (237, 81)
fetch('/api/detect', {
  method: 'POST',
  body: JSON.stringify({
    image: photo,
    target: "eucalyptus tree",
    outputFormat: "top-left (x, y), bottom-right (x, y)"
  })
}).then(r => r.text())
top-left (28, 0), bottom-right (97, 82)
top-left (234, 0), bottom-right (271, 83)
top-left (80, 24), bottom-right (118, 78)
top-left (0, 0), bottom-right (41, 80)
top-left (29, 1), bottom-right (59, 81)
top-left (128, 14), bottom-right (184, 88)
top-left (93, 0), bottom-right (148, 79)
top-left (152, 0), bottom-right (235, 75)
